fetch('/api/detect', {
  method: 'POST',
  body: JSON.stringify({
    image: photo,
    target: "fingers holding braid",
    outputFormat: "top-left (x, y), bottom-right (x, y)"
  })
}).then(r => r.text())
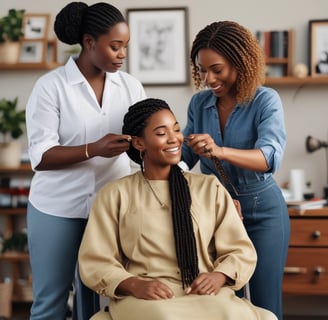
top-left (185, 134), bottom-right (215, 158)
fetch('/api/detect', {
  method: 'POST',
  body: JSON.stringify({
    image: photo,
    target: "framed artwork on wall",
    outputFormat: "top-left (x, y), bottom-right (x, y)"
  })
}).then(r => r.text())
top-left (127, 7), bottom-right (189, 86)
top-left (23, 14), bottom-right (50, 40)
top-left (309, 19), bottom-right (328, 76)
top-left (19, 40), bottom-right (46, 63)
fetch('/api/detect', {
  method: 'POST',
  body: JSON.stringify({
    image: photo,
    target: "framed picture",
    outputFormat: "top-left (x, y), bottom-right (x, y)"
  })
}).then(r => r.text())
top-left (127, 7), bottom-right (189, 86)
top-left (19, 40), bottom-right (46, 63)
top-left (23, 14), bottom-right (50, 39)
top-left (309, 19), bottom-right (328, 76)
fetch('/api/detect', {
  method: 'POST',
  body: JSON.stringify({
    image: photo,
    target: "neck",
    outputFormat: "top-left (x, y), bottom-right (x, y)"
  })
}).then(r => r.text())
top-left (143, 165), bottom-right (171, 180)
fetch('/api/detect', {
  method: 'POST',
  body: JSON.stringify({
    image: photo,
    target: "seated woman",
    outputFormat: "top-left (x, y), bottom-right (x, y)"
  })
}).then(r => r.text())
top-left (78, 98), bottom-right (277, 320)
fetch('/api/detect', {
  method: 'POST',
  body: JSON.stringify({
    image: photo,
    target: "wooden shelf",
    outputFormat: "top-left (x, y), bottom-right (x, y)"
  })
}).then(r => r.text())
top-left (265, 76), bottom-right (328, 86)
top-left (0, 163), bottom-right (32, 173)
top-left (0, 208), bottom-right (28, 215)
top-left (0, 252), bottom-right (29, 262)
top-left (0, 62), bottom-right (60, 70)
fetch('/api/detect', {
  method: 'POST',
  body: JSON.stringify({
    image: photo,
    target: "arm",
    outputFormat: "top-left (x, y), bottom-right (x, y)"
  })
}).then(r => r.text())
top-left (35, 135), bottom-right (132, 170)
top-left (185, 88), bottom-right (286, 173)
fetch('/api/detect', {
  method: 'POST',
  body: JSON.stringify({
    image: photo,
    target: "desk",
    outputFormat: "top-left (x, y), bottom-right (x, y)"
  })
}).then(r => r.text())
top-left (283, 208), bottom-right (328, 295)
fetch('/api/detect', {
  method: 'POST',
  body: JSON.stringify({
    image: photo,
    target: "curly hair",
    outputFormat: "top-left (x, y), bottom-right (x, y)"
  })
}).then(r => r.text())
top-left (190, 21), bottom-right (265, 104)
top-left (54, 2), bottom-right (125, 46)
top-left (122, 98), bottom-right (199, 288)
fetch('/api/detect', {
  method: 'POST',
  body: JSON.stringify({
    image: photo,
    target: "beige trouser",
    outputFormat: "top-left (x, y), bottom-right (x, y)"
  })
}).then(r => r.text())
top-left (90, 306), bottom-right (278, 320)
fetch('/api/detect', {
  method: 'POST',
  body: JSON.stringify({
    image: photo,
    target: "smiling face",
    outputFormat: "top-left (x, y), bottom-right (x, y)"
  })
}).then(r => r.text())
top-left (86, 22), bottom-right (130, 73)
top-left (197, 48), bottom-right (238, 98)
top-left (132, 109), bottom-right (184, 179)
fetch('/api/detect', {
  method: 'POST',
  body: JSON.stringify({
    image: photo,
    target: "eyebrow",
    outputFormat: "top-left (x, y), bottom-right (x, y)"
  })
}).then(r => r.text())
top-left (153, 121), bottom-right (179, 131)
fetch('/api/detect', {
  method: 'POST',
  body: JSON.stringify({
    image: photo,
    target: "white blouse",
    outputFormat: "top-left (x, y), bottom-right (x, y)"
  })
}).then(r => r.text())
top-left (26, 57), bottom-right (146, 218)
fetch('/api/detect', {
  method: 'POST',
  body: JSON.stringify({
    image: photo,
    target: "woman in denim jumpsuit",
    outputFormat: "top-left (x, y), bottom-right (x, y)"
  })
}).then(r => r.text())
top-left (181, 21), bottom-right (290, 320)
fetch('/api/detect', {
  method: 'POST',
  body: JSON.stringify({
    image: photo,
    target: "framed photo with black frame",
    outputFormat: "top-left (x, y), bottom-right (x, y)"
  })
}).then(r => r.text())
top-left (127, 7), bottom-right (189, 86)
top-left (309, 19), bottom-right (328, 76)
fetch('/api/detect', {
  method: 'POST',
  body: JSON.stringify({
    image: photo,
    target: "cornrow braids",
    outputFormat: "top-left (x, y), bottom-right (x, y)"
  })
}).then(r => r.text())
top-left (190, 21), bottom-right (265, 105)
top-left (54, 2), bottom-right (125, 46)
top-left (122, 98), bottom-right (199, 288)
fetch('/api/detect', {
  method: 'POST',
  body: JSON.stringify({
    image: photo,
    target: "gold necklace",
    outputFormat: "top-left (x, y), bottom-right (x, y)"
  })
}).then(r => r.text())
top-left (142, 172), bottom-right (167, 208)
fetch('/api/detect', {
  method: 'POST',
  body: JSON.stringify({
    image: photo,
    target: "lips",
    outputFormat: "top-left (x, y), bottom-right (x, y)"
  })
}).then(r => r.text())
top-left (164, 146), bottom-right (180, 153)
top-left (211, 83), bottom-right (223, 94)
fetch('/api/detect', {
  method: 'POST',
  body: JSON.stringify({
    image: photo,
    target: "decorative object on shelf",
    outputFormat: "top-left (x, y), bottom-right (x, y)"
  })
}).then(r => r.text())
top-left (255, 29), bottom-right (294, 78)
top-left (22, 14), bottom-right (50, 40)
top-left (0, 278), bottom-right (14, 318)
top-left (293, 63), bottom-right (308, 78)
top-left (19, 14), bottom-right (50, 65)
top-left (0, 97), bottom-right (25, 168)
top-left (127, 7), bottom-right (189, 86)
top-left (309, 19), bottom-right (328, 76)
top-left (305, 135), bottom-right (328, 198)
top-left (19, 39), bottom-right (46, 63)
top-left (0, 9), bottom-right (25, 64)
top-left (1, 230), bottom-right (28, 253)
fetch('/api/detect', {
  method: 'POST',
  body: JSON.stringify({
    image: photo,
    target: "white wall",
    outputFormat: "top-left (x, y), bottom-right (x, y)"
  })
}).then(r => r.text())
top-left (1, 0), bottom-right (328, 316)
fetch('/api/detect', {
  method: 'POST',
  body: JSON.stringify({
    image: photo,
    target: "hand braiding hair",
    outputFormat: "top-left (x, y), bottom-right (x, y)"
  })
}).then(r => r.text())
top-left (122, 98), bottom-right (199, 288)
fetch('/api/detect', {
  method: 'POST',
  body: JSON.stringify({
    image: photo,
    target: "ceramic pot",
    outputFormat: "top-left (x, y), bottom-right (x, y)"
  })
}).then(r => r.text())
top-left (0, 41), bottom-right (20, 64)
top-left (0, 141), bottom-right (21, 168)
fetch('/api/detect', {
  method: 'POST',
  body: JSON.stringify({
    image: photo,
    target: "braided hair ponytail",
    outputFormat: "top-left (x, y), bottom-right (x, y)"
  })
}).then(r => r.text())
top-left (122, 98), bottom-right (199, 288)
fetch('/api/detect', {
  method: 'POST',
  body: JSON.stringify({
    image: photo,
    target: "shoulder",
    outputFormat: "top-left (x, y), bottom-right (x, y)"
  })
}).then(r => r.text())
top-left (190, 89), bottom-right (214, 104)
top-left (184, 171), bottom-right (219, 189)
top-left (98, 172), bottom-right (141, 195)
top-left (253, 86), bottom-right (281, 103)
top-left (111, 70), bottom-right (144, 88)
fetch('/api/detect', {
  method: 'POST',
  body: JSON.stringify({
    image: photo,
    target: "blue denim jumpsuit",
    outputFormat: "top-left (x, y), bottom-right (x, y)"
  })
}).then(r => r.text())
top-left (182, 86), bottom-right (290, 320)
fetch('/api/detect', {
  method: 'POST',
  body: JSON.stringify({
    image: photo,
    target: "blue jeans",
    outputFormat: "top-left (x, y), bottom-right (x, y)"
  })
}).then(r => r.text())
top-left (27, 202), bottom-right (99, 320)
top-left (234, 177), bottom-right (290, 320)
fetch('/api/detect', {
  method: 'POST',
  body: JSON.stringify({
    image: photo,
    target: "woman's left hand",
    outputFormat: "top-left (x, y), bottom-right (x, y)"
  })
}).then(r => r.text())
top-left (185, 272), bottom-right (227, 296)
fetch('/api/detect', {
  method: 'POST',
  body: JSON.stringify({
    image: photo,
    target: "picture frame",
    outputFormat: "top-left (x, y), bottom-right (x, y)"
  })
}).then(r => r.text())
top-left (309, 19), bottom-right (328, 76)
top-left (19, 40), bottom-right (46, 63)
top-left (127, 7), bottom-right (189, 86)
top-left (23, 14), bottom-right (50, 40)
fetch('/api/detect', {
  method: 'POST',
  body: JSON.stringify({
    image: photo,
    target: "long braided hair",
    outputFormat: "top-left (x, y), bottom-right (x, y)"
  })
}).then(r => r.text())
top-left (122, 98), bottom-right (199, 288)
top-left (54, 2), bottom-right (125, 46)
top-left (190, 21), bottom-right (265, 104)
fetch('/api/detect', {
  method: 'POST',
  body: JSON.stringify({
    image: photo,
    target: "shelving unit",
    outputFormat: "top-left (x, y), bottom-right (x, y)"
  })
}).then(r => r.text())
top-left (0, 39), bottom-right (60, 71)
top-left (0, 163), bottom-right (33, 318)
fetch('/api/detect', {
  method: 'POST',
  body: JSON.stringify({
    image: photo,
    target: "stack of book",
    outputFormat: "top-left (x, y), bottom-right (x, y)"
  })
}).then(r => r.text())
top-left (286, 199), bottom-right (327, 210)
top-left (255, 29), bottom-right (289, 77)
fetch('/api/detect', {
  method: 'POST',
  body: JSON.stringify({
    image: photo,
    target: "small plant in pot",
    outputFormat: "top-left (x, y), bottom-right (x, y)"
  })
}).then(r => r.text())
top-left (0, 97), bottom-right (25, 168)
top-left (0, 9), bottom-right (25, 64)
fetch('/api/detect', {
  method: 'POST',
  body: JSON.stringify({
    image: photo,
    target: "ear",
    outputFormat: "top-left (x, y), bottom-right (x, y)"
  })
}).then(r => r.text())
top-left (82, 33), bottom-right (95, 50)
top-left (131, 136), bottom-right (145, 151)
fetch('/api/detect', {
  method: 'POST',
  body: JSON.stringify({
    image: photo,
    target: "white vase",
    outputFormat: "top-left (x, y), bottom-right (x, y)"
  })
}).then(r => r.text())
top-left (0, 42), bottom-right (20, 64)
top-left (0, 141), bottom-right (21, 168)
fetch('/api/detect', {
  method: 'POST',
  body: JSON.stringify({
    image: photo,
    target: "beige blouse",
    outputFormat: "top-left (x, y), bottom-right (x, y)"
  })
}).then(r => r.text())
top-left (79, 171), bottom-right (260, 320)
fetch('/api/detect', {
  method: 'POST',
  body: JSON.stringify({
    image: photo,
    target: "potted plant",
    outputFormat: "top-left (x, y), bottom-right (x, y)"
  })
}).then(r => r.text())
top-left (0, 9), bottom-right (25, 64)
top-left (0, 97), bottom-right (25, 168)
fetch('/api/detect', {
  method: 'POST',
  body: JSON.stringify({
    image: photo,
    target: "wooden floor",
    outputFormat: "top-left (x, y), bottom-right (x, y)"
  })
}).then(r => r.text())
top-left (5, 303), bottom-right (327, 320)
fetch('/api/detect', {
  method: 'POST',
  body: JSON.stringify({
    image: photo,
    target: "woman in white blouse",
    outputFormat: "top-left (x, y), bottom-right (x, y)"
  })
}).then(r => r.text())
top-left (25, 2), bottom-right (145, 320)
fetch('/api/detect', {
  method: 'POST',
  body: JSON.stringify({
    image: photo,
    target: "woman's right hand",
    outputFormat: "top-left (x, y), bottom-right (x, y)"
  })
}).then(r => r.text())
top-left (116, 277), bottom-right (175, 300)
top-left (89, 133), bottom-right (132, 158)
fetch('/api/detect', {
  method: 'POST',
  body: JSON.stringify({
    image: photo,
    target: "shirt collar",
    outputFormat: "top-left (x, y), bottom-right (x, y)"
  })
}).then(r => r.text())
top-left (64, 56), bottom-right (123, 87)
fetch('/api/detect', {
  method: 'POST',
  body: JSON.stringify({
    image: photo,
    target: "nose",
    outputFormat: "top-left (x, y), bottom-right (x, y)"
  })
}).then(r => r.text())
top-left (205, 71), bottom-right (216, 85)
top-left (118, 47), bottom-right (126, 59)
